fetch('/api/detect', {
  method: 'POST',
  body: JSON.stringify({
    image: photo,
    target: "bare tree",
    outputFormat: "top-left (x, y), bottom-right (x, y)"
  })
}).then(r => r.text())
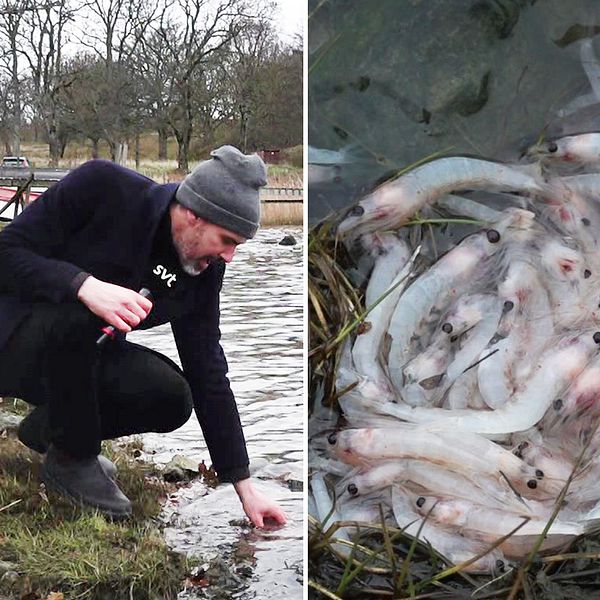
top-left (21, 0), bottom-right (78, 165)
top-left (0, 73), bottom-right (14, 153)
top-left (225, 17), bottom-right (277, 152)
top-left (135, 25), bottom-right (174, 160)
top-left (60, 53), bottom-right (113, 157)
top-left (75, 0), bottom-right (160, 162)
top-left (0, 0), bottom-right (29, 154)
top-left (154, 0), bottom-right (264, 170)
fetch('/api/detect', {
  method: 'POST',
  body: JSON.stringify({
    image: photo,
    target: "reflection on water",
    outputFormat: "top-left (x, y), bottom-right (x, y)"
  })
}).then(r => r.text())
top-left (128, 226), bottom-right (303, 598)
top-left (309, 0), bottom-right (600, 222)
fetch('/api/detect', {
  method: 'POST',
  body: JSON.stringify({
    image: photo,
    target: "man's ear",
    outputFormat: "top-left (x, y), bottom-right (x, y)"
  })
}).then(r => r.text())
top-left (184, 208), bottom-right (200, 225)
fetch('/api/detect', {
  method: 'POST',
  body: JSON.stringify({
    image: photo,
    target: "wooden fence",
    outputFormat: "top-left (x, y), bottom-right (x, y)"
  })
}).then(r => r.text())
top-left (260, 187), bottom-right (303, 226)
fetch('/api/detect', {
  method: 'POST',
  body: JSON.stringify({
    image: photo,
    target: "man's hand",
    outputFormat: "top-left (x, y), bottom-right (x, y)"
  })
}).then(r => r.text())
top-left (233, 477), bottom-right (288, 528)
top-left (77, 276), bottom-right (153, 332)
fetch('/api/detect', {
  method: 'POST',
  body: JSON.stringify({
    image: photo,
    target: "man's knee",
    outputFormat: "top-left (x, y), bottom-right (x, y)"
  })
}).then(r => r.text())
top-left (154, 378), bottom-right (193, 433)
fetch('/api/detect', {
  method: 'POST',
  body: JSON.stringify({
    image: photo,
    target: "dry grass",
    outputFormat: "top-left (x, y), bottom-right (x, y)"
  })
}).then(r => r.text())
top-left (268, 166), bottom-right (303, 188)
top-left (262, 201), bottom-right (303, 226)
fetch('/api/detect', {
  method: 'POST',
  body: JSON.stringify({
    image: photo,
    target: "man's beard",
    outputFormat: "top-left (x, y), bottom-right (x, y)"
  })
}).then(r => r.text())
top-left (181, 261), bottom-right (204, 276)
top-left (172, 237), bottom-right (209, 276)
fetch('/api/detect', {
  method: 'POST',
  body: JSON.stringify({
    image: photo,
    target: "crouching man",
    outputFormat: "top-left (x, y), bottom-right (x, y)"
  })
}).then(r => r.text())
top-left (0, 146), bottom-right (287, 526)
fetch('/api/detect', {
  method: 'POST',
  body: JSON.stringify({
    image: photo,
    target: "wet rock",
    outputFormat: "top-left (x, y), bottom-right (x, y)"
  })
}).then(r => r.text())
top-left (236, 565), bottom-right (253, 578)
top-left (228, 518), bottom-right (251, 528)
top-left (162, 454), bottom-right (199, 482)
top-left (204, 556), bottom-right (244, 597)
top-left (0, 410), bottom-right (22, 431)
top-left (287, 479), bottom-right (303, 492)
top-left (162, 466), bottom-right (186, 483)
top-left (278, 234), bottom-right (297, 246)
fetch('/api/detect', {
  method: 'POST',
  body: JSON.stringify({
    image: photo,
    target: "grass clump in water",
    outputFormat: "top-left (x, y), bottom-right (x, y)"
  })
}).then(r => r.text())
top-left (0, 411), bottom-right (190, 600)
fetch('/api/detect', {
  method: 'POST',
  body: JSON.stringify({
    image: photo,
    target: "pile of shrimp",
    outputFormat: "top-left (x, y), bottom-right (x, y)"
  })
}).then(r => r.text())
top-left (309, 134), bottom-right (600, 574)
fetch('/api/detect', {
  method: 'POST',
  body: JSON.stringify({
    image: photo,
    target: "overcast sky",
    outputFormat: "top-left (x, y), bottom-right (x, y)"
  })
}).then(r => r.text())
top-left (274, 0), bottom-right (304, 43)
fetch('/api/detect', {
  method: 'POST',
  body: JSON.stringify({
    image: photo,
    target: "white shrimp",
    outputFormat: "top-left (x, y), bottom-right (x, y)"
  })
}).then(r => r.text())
top-left (338, 157), bottom-right (543, 236)
top-left (357, 331), bottom-right (600, 435)
top-left (526, 132), bottom-right (600, 165)
top-left (538, 238), bottom-right (599, 328)
top-left (402, 293), bottom-right (499, 406)
top-left (352, 238), bottom-right (416, 391)
top-left (391, 486), bottom-right (508, 574)
top-left (414, 495), bottom-right (584, 544)
top-left (387, 209), bottom-right (534, 389)
top-left (435, 194), bottom-right (504, 222)
top-left (442, 299), bottom-right (503, 388)
top-left (344, 458), bottom-right (532, 514)
top-left (329, 427), bottom-right (554, 498)
top-left (479, 263), bottom-right (554, 407)
top-left (445, 366), bottom-right (486, 409)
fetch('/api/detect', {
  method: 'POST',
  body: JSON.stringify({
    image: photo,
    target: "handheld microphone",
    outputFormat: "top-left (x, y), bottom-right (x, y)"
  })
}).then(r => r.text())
top-left (96, 287), bottom-right (152, 346)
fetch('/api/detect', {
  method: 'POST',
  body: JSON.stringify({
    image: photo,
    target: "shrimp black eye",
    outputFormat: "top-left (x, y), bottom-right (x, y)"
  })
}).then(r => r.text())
top-left (594, 332), bottom-right (600, 344)
top-left (527, 479), bottom-right (537, 489)
top-left (518, 441), bottom-right (529, 451)
top-left (582, 217), bottom-right (591, 226)
top-left (503, 300), bottom-right (514, 312)
top-left (327, 432), bottom-right (338, 445)
top-left (585, 269), bottom-right (592, 279)
top-left (347, 483), bottom-right (358, 496)
top-left (416, 496), bottom-right (426, 507)
top-left (348, 205), bottom-right (364, 217)
top-left (486, 229), bottom-right (501, 243)
top-left (450, 335), bottom-right (458, 343)
top-left (535, 469), bottom-right (544, 478)
top-left (442, 323), bottom-right (453, 334)
top-left (548, 141), bottom-right (558, 153)
top-left (496, 559), bottom-right (505, 571)
top-left (553, 398), bottom-right (563, 410)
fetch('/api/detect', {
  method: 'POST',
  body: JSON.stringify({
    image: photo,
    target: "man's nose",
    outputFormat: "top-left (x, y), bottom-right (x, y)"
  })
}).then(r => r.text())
top-left (220, 247), bottom-right (236, 263)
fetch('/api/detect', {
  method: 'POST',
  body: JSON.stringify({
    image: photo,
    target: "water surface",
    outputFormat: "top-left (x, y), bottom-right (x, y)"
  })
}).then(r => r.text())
top-left (309, 0), bottom-right (600, 222)
top-left (129, 226), bottom-right (303, 598)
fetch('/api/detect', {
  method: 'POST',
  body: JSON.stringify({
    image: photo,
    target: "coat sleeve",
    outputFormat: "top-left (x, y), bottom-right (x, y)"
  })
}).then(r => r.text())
top-left (170, 262), bottom-right (250, 483)
top-left (0, 160), bottom-right (115, 302)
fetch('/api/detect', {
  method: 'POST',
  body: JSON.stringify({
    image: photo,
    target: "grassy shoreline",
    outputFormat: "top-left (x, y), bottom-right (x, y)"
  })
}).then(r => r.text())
top-left (0, 400), bottom-right (191, 600)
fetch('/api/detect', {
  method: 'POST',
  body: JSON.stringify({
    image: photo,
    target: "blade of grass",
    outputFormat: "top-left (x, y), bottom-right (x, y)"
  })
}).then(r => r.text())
top-left (308, 579), bottom-right (343, 600)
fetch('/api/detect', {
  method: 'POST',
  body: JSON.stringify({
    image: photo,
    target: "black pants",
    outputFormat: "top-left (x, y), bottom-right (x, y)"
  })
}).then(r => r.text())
top-left (0, 303), bottom-right (193, 458)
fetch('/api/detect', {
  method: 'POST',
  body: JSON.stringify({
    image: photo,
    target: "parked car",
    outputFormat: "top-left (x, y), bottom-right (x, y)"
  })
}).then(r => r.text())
top-left (1, 156), bottom-right (30, 168)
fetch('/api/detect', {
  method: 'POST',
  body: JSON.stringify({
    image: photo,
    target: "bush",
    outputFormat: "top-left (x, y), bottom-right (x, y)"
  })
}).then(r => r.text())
top-left (281, 145), bottom-right (303, 169)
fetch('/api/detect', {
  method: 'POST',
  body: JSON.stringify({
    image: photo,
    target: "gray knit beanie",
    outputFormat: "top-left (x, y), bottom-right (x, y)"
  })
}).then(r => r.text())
top-left (175, 145), bottom-right (267, 239)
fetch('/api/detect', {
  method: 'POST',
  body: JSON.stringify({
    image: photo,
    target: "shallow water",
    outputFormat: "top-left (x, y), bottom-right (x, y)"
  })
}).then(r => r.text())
top-left (128, 226), bottom-right (303, 598)
top-left (309, 0), bottom-right (600, 223)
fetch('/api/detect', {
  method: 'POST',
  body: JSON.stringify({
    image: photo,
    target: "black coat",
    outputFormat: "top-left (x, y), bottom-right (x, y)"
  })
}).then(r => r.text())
top-left (0, 159), bottom-right (249, 482)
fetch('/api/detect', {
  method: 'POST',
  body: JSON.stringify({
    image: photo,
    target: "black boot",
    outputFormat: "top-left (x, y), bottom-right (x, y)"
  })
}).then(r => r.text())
top-left (41, 446), bottom-right (131, 518)
top-left (18, 405), bottom-right (117, 479)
